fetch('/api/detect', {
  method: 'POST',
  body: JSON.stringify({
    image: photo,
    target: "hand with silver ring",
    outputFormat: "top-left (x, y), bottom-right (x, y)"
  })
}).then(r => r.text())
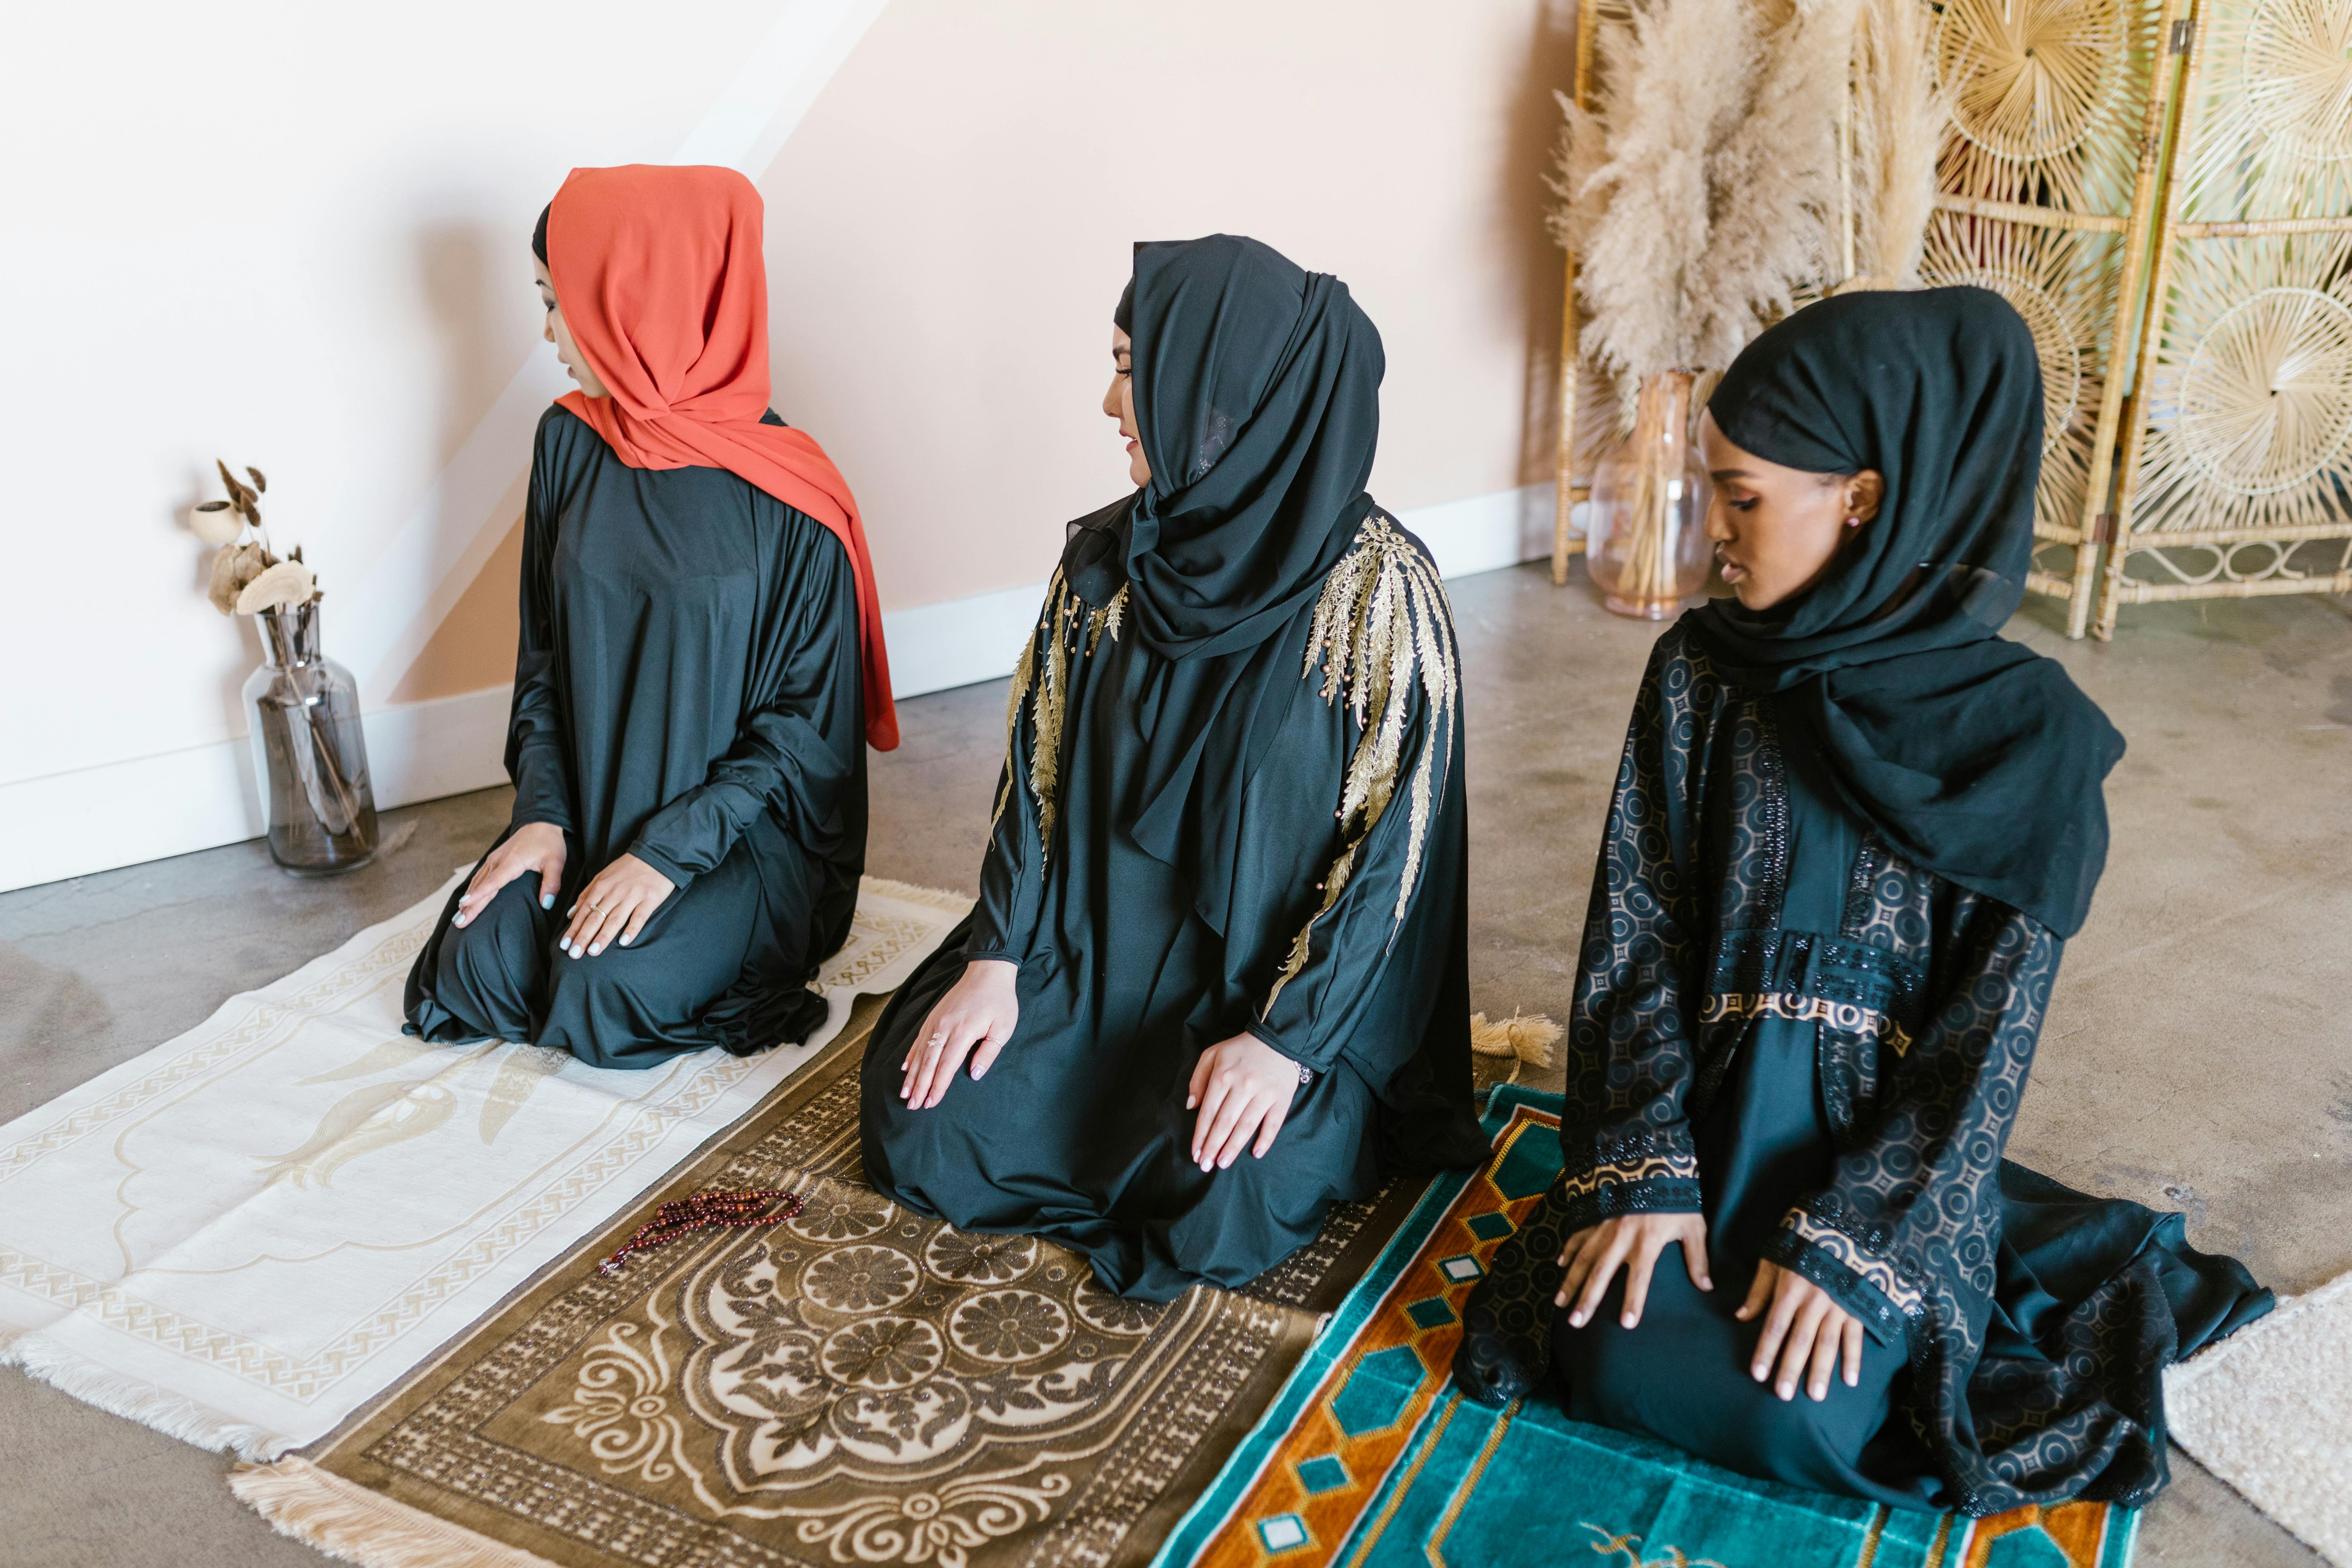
top-left (560, 853), bottom-right (675, 959)
top-left (900, 959), bottom-right (1019, 1109)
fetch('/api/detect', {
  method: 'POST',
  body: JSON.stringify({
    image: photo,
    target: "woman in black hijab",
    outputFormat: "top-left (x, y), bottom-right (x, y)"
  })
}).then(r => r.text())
top-left (858, 235), bottom-right (1488, 1301)
top-left (1455, 288), bottom-right (2270, 1514)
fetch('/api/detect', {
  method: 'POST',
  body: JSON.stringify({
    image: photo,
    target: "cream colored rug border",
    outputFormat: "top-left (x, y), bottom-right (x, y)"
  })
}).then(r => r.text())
top-left (0, 873), bottom-right (966, 1459)
top-left (2166, 1268), bottom-right (2352, 1565)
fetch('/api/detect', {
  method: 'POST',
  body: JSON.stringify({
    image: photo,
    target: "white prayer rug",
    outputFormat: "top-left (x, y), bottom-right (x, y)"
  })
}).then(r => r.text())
top-left (2166, 1268), bottom-right (2352, 1565)
top-left (0, 872), bottom-right (967, 1460)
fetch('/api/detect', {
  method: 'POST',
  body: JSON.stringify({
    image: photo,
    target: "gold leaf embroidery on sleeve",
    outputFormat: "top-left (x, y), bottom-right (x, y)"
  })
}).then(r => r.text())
top-left (1265, 514), bottom-right (1460, 1009)
top-left (991, 573), bottom-right (1129, 857)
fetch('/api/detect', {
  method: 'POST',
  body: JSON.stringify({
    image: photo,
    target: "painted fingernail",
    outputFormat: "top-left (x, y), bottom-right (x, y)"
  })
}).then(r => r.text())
top-left (1569, 1310), bottom-right (1586, 1327)
top-left (1621, 1312), bottom-right (1636, 1328)
top-left (541, 895), bottom-right (554, 908)
top-left (589, 943), bottom-right (603, 956)
top-left (618, 933), bottom-right (633, 945)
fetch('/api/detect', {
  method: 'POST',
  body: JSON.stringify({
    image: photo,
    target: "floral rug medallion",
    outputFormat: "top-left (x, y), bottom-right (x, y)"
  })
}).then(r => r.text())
top-left (237, 998), bottom-right (1418, 1568)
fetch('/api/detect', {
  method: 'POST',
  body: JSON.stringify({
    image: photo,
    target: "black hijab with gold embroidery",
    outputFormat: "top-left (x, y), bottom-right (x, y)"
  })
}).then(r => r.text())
top-left (1692, 287), bottom-right (2124, 937)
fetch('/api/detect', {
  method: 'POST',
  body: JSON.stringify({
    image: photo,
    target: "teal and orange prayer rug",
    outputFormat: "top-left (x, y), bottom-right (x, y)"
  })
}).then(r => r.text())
top-left (1149, 1084), bottom-right (2137, 1568)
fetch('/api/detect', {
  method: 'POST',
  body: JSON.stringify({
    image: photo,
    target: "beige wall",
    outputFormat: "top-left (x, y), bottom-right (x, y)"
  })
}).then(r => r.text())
top-left (395, 0), bottom-right (1578, 699)
top-left (3, 0), bottom-right (1576, 886)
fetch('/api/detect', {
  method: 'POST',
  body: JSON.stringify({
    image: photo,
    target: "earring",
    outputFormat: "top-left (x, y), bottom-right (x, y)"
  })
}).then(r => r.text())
top-left (1844, 516), bottom-right (1862, 528)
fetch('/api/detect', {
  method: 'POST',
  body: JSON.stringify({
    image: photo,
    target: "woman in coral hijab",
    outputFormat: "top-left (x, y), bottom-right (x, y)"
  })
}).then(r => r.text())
top-left (404, 164), bottom-right (897, 1068)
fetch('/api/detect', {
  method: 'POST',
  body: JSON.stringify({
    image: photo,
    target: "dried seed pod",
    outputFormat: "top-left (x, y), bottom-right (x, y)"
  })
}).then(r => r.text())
top-left (190, 500), bottom-right (243, 546)
top-left (216, 458), bottom-right (259, 523)
top-left (235, 559), bottom-right (316, 615)
top-left (246, 466), bottom-right (268, 494)
top-left (206, 544), bottom-right (246, 614)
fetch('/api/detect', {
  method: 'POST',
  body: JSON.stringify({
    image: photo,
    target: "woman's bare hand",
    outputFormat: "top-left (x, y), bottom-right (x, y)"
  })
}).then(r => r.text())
top-left (1186, 1034), bottom-right (1305, 1171)
top-left (561, 853), bottom-right (675, 957)
top-left (453, 822), bottom-right (567, 928)
top-left (1555, 1212), bottom-right (1713, 1329)
top-left (1738, 1259), bottom-right (1864, 1402)
top-left (901, 960), bottom-right (1020, 1108)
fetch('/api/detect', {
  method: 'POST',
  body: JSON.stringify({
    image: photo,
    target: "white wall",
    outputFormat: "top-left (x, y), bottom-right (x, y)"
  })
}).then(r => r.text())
top-left (0, 0), bottom-right (889, 889)
top-left (0, 0), bottom-right (1573, 893)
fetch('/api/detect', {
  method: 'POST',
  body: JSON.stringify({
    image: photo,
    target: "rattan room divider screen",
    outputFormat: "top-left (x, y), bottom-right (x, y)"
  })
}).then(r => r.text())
top-left (1546, 0), bottom-right (2352, 639)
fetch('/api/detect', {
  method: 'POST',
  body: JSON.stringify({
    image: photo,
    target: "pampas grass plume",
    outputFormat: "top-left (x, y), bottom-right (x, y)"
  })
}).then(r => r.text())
top-left (1853, 0), bottom-right (1948, 286)
top-left (1557, 0), bottom-right (1858, 383)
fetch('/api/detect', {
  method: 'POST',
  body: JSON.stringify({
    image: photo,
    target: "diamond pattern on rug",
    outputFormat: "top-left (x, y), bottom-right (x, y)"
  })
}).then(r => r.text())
top-left (1152, 1086), bottom-right (2142, 1568)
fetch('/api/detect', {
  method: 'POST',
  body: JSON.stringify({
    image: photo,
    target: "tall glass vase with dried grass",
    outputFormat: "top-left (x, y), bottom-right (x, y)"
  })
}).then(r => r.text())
top-left (1552, 0), bottom-right (1858, 615)
top-left (191, 461), bottom-right (378, 876)
top-left (1585, 369), bottom-right (1713, 618)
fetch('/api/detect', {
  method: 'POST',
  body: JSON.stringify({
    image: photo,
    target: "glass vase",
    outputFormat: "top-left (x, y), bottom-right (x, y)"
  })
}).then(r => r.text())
top-left (1586, 369), bottom-right (1714, 619)
top-left (243, 603), bottom-right (378, 876)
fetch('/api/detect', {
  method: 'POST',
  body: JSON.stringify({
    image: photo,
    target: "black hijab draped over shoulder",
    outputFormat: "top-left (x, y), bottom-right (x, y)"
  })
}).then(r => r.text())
top-left (1070, 234), bottom-right (1384, 659)
top-left (1692, 287), bottom-right (2124, 937)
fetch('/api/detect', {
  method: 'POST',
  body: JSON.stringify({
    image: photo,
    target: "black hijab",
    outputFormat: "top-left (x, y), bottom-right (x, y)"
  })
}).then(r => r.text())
top-left (1690, 287), bottom-right (2124, 938)
top-left (1072, 234), bottom-right (1385, 660)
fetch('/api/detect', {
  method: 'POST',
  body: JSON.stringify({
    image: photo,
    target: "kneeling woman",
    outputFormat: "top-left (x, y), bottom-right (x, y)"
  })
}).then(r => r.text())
top-left (1456, 289), bottom-right (2269, 1513)
top-left (860, 235), bottom-right (1488, 1300)
top-left (405, 166), bottom-right (897, 1068)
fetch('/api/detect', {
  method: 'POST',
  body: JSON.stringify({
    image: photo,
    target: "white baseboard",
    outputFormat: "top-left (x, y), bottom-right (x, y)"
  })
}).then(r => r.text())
top-left (2, 483), bottom-right (1566, 892)
top-left (883, 481), bottom-right (1563, 700)
top-left (883, 583), bottom-right (1060, 702)
top-left (0, 686), bottom-right (513, 894)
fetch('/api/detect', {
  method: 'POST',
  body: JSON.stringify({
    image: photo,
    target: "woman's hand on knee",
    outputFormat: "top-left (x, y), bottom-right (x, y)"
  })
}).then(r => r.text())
top-left (1555, 1212), bottom-right (1712, 1329)
top-left (901, 960), bottom-right (1020, 1109)
top-left (1186, 1034), bottom-right (1303, 1171)
top-left (1738, 1260), bottom-right (1864, 1402)
top-left (454, 823), bottom-right (567, 928)
top-left (559, 853), bottom-right (676, 958)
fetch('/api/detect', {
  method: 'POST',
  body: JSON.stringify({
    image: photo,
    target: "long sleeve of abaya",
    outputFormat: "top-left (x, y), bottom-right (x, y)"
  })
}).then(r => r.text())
top-left (627, 518), bottom-right (862, 890)
top-left (1555, 640), bottom-right (1712, 1234)
top-left (1241, 638), bottom-right (1458, 1081)
top-left (966, 758), bottom-right (1044, 964)
top-left (506, 468), bottom-right (575, 834)
top-left (1762, 896), bottom-right (2060, 1348)
top-left (963, 583), bottom-right (1060, 966)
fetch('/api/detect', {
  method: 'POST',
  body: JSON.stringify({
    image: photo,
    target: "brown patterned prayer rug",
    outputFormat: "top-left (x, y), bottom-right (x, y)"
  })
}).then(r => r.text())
top-left (233, 995), bottom-right (1422, 1568)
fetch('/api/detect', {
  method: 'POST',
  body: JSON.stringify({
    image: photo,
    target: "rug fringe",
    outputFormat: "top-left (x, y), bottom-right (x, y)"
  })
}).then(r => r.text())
top-left (1470, 1010), bottom-right (1560, 1068)
top-left (233, 1456), bottom-right (562, 1568)
top-left (860, 875), bottom-right (975, 914)
top-left (12, 1335), bottom-right (281, 1458)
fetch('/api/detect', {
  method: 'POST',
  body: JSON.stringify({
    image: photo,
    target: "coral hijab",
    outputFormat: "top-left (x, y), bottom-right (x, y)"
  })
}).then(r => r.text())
top-left (546, 164), bottom-right (897, 750)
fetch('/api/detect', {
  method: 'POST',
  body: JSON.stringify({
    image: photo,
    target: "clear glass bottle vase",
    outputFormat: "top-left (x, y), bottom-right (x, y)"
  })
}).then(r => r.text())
top-left (242, 603), bottom-right (378, 876)
top-left (1585, 368), bottom-right (1714, 619)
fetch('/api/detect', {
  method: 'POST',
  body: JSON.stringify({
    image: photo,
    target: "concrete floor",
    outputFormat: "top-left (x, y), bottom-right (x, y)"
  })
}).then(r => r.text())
top-left (1, 562), bottom-right (2344, 1568)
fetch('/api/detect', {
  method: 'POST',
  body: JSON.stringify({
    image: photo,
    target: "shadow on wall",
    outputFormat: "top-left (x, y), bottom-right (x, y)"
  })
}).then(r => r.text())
top-left (1509, 0), bottom-right (1580, 489)
top-left (380, 223), bottom-right (535, 706)
top-left (420, 222), bottom-right (518, 471)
